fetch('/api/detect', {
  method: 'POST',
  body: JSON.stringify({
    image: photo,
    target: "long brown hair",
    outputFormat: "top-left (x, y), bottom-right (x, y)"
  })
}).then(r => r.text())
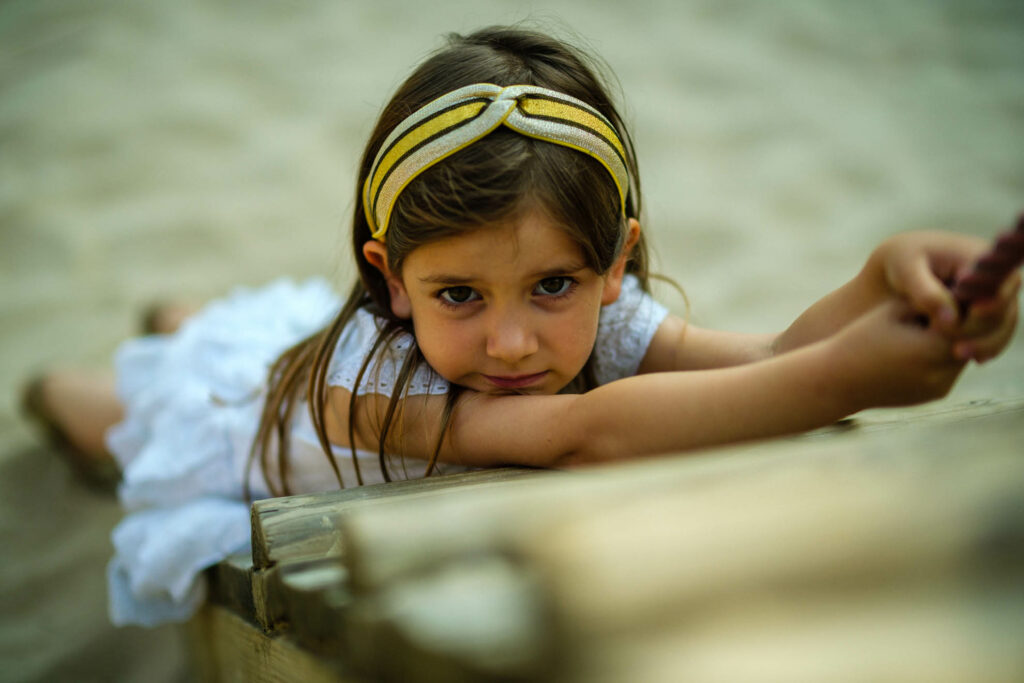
top-left (248, 26), bottom-right (651, 497)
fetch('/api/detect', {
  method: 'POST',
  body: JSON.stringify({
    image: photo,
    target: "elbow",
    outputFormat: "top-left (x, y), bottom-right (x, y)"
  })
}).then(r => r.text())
top-left (505, 391), bottom-right (630, 469)
top-left (549, 446), bottom-right (590, 469)
top-left (541, 427), bottom-right (593, 469)
top-left (554, 388), bottom-right (654, 467)
top-left (553, 434), bottom-right (637, 468)
top-left (549, 412), bottom-right (624, 468)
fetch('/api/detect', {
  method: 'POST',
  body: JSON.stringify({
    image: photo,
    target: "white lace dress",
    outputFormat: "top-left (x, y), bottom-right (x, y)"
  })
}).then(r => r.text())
top-left (105, 275), bottom-right (667, 626)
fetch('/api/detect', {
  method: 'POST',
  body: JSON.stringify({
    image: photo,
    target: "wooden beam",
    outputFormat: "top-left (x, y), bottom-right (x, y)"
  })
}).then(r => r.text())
top-left (250, 467), bottom-right (550, 569)
top-left (184, 603), bottom-right (360, 683)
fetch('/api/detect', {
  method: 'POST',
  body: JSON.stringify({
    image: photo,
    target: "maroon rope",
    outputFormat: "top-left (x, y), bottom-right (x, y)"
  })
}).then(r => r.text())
top-left (952, 212), bottom-right (1024, 313)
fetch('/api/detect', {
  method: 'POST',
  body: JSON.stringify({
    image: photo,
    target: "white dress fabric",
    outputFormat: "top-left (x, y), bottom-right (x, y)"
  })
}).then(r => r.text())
top-left (105, 274), bottom-right (667, 627)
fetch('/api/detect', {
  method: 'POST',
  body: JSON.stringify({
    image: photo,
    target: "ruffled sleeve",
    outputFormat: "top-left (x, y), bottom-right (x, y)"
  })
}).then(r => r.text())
top-left (325, 308), bottom-right (450, 396)
top-left (591, 274), bottom-right (669, 385)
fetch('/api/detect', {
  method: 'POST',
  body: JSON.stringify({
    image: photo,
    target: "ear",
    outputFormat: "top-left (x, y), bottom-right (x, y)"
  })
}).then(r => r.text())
top-left (601, 218), bottom-right (641, 305)
top-left (362, 241), bottom-right (412, 319)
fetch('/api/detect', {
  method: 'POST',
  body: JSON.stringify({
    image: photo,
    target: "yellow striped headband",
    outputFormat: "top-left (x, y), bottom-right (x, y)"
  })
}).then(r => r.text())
top-left (363, 83), bottom-right (630, 241)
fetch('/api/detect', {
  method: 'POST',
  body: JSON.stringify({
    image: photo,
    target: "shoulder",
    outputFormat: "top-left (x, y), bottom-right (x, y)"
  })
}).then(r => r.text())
top-left (592, 274), bottom-right (670, 384)
top-left (598, 273), bottom-right (666, 325)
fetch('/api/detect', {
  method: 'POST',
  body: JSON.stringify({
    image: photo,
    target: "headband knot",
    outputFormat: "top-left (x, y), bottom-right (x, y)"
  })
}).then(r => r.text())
top-left (363, 83), bottom-right (630, 241)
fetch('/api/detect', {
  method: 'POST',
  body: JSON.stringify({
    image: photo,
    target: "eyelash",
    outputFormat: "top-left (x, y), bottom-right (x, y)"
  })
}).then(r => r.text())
top-left (435, 277), bottom-right (578, 310)
top-left (534, 276), bottom-right (576, 298)
top-left (437, 286), bottom-right (479, 308)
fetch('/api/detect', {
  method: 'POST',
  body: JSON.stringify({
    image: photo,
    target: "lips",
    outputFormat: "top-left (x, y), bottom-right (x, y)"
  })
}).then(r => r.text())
top-left (483, 372), bottom-right (548, 390)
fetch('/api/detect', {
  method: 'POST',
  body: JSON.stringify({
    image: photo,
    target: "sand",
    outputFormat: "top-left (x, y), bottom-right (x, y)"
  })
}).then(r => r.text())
top-left (1, 1), bottom-right (1022, 680)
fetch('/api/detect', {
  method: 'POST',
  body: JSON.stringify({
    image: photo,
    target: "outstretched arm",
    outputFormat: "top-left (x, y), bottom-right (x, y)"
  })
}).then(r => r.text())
top-left (772, 230), bottom-right (1019, 359)
top-left (444, 298), bottom-right (966, 469)
top-left (641, 230), bottom-right (1019, 373)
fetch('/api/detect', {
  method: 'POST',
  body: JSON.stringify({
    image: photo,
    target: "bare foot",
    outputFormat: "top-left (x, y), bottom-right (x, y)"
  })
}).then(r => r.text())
top-left (141, 301), bottom-right (199, 335)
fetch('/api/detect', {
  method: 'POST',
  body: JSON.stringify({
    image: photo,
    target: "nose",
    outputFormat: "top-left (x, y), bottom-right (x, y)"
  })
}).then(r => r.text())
top-left (485, 310), bottom-right (539, 364)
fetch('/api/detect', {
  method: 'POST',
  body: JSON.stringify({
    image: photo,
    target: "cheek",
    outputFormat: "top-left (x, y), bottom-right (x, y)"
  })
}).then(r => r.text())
top-left (549, 306), bottom-right (602, 363)
top-left (413, 315), bottom-right (476, 376)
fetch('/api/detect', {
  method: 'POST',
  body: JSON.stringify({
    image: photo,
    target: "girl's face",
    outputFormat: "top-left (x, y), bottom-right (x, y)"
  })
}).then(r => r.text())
top-left (365, 209), bottom-right (635, 395)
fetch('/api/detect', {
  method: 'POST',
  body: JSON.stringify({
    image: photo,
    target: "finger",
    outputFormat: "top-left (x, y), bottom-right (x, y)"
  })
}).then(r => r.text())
top-left (958, 271), bottom-right (1021, 338)
top-left (956, 296), bottom-right (1019, 363)
top-left (894, 255), bottom-right (960, 333)
top-left (961, 299), bottom-right (1009, 338)
top-left (889, 300), bottom-right (958, 361)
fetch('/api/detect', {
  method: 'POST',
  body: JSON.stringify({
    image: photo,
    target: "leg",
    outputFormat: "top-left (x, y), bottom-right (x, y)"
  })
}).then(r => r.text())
top-left (23, 369), bottom-right (123, 464)
top-left (23, 301), bottom-right (199, 488)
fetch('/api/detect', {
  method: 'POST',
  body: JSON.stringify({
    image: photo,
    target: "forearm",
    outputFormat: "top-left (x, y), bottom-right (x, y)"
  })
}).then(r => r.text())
top-left (772, 229), bottom-right (1001, 355)
top-left (772, 253), bottom-right (887, 355)
top-left (569, 340), bottom-right (855, 464)
top-left (451, 339), bottom-right (857, 469)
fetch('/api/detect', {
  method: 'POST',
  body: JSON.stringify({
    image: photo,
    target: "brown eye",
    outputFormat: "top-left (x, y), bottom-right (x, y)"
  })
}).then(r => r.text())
top-left (439, 286), bottom-right (478, 305)
top-left (535, 277), bottom-right (573, 296)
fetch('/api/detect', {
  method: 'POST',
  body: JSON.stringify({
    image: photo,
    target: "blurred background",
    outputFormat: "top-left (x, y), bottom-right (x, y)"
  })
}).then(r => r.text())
top-left (1, 0), bottom-right (1021, 680)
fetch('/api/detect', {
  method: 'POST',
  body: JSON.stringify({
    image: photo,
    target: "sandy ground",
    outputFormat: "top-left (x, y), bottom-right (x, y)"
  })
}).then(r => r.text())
top-left (1, 1), bottom-right (1022, 680)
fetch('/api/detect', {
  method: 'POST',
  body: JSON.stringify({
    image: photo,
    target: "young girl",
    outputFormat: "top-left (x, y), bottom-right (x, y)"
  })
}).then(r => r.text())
top-left (24, 27), bottom-right (1019, 627)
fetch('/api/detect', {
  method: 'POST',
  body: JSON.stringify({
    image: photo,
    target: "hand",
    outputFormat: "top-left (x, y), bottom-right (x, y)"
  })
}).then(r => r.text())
top-left (872, 230), bottom-right (1021, 363)
top-left (829, 300), bottom-right (967, 409)
top-left (953, 273), bottom-right (1020, 363)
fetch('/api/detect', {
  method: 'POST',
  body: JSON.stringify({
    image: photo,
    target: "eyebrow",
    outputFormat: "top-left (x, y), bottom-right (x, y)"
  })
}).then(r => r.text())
top-left (417, 261), bottom-right (589, 285)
